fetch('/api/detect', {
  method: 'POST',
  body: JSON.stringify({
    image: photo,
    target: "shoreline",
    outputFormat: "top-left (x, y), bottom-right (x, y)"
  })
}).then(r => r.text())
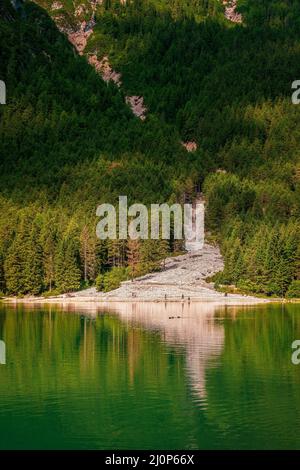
top-left (1, 293), bottom-right (285, 306)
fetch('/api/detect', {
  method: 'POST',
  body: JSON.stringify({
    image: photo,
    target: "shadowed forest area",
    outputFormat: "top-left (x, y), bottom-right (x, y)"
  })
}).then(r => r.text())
top-left (0, 0), bottom-right (300, 297)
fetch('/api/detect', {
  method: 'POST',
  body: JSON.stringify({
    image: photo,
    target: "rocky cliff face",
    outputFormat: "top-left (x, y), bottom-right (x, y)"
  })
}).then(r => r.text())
top-left (223, 0), bottom-right (242, 23)
top-left (32, 0), bottom-right (243, 139)
top-left (35, 1), bottom-right (149, 120)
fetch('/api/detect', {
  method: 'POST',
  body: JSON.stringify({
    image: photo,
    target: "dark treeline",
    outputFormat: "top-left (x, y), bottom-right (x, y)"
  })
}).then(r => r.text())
top-left (0, 0), bottom-right (300, 297)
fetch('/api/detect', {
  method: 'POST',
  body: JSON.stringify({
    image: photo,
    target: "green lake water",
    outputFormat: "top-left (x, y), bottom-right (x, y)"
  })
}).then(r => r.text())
top-left (0, 301), bottom-right (300, 450)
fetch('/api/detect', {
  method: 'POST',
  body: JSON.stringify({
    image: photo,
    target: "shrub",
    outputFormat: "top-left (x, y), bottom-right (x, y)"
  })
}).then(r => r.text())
top-left (43, 289), bottom-right (62, 298)
top-left (286, 281), bottom-right (300, 299)
top-left (95, 274), bottom-right (104, 292)
top-left (103, 267), bottom-right (130, 292)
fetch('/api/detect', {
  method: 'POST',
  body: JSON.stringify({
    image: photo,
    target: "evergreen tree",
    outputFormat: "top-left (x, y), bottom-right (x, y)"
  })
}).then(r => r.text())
top-left (4, 236), bottom-right (25, 295)
top-left (23, 221), bottom-right (43, 295)
top-left (43, 233), bottom-right (56, 292)
top-left (0, 253), bottom-right (6, 293)
top-left (55, 221), bottom-right (81, 293)
top-left (80, 225), bottom-right (96, 284)
top-left (55, 237), bottom-right (81, 293)
top-left (127, 238), bottom-right (141, 280)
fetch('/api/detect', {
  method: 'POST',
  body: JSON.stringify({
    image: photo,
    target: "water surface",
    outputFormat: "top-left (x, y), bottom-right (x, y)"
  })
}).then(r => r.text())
top-left (0, 302), bottom-right (300, 450)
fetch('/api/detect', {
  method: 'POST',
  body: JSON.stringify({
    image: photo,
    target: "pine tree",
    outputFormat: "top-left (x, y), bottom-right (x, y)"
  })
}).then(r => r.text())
top-left (0, 253), bottom-right (6, 293)
top-left (43, 234), bottom-right (56, 292)
top-left (95, 239), bottom-right (109, 273)
top-left (23, 222), bottom-right (43, 295)
top-left (127, 238), bottom-right (141, 280)
top-left (55, 237), bottom-right (81, 293)
top-left (55, 221), bottom-right (81, 293)
top-left (4, 236), bottom-right (24, 294)
top-left (107, 238), bottom-right (126, 268)
top-left (157, 239), bottom-right (170, 269)
top-left (80, 225), bottom-right (96, 284)
top-left (223, 236), bottom-right (244, 285)
top-left (3, 209), bottom-right (42, 295)
top-left (140, 239), bottom-right (168, 272)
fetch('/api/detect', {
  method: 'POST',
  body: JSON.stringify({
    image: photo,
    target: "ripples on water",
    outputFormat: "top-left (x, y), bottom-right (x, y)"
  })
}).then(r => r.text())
top-left (0, 301), bottom-right (300, 449)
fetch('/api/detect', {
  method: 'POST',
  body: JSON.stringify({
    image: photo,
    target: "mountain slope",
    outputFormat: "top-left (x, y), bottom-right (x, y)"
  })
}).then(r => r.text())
top-left (0, 2), bottom-right (197, 295)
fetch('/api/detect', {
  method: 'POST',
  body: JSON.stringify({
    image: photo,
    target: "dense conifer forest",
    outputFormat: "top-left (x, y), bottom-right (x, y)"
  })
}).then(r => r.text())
top-left (0, 0), bottom-right (300, 297)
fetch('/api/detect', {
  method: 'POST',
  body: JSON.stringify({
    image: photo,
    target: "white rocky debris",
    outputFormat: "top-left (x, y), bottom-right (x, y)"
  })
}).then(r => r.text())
top-left (68, 29), bottom-right (93, 55)
top-left (88, 56), bottom-right (147, 119)
top-left (50, 3), bottom-right (148, 120)
top-left (51, 2), bottom-right (63, 10)
top-left (57, 195), bottom-right (268, 304)
top-left (67, 242), bottom-right (268, 303)
top-left (223, 0), bottom-right (242, 23)
top-left (64, 244), bottom-right (224, 301)
top-left (52, 13), bottom-right (94, 47)
top-left (88, 55), bottom-right (122, 86)
top-left (182, 141), bottom-right (198, 152)
top-left (74, 5), bottom-right (89, 17)
top-left (125, 95), bottom-right (147, 120)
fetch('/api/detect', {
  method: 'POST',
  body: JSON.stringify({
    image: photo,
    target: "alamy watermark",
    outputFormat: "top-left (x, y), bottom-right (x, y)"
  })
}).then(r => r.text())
top-left (0, 80), bottom-right (6, 105)
top-left (291, 80), bottom-right (300, 104)
top-left (0, 340), bottom-right (5, 365)
top-left (291, 340), bottom-right (300, 365)
top-left (96, 196), bottom-right (205, 245)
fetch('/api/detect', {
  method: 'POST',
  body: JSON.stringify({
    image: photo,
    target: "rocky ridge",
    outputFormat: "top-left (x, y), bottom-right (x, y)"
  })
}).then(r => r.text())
top-left (223, 0), bottom-right (242, 23)
top-left (50, 0), bottom-right (147, 120)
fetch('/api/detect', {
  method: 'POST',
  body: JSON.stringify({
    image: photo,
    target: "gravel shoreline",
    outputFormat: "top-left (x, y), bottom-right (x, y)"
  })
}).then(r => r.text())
top-left (4, 244), bottom-right (272, 306)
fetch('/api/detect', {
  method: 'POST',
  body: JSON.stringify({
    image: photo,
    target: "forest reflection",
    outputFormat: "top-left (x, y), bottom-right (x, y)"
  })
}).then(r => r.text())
top-left (0, 301), bottom-right (269, 401)
top-left (1, 302), bottom-right (300, 449)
